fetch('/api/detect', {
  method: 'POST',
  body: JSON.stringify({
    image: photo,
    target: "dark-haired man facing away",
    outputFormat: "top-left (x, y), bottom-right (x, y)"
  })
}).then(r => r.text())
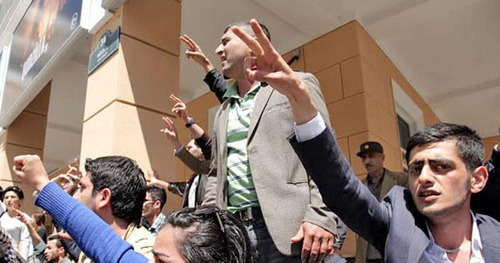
top-left (74, 156), bottom-right (154, 262)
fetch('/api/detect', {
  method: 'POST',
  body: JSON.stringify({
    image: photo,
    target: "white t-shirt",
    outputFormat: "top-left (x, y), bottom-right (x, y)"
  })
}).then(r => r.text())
top-left (0, 212), bottom-right (33, 260)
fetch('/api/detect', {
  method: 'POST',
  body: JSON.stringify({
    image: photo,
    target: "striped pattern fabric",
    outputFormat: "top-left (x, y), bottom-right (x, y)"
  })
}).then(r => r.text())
top-left (224, 82), bottom-right (261, 212)
top-left (0, 224), bottom-right (19, 263)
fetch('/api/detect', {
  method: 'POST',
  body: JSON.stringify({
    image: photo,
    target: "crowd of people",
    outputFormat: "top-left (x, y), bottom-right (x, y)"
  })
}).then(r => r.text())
top-left (1, 19), bottom-right (498, 263)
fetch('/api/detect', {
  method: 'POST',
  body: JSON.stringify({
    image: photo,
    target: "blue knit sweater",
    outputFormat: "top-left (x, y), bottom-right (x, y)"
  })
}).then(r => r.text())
top-left (35, 182), bottom-right (148, 263)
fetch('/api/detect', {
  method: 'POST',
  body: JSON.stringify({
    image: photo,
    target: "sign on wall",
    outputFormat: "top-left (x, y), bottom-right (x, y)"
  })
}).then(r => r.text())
top-left (1, 0), bottom-right (82, 120)
top-left (88, 27), bottom-right (120, 74)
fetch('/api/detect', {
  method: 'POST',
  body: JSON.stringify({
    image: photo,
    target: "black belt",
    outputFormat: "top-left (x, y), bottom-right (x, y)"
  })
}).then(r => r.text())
top-left (234, 206), bottom-right (263, 222)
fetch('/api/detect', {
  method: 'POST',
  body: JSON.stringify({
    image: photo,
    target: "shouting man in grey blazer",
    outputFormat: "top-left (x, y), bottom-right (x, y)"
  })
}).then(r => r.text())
top-left (202, 20), bottom-right (340, 262)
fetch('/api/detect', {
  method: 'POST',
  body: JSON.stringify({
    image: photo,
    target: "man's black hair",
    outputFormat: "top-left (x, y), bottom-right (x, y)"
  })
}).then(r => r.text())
top-left (406, 123), bottom-right (484, 172)
top-left (2, 186), bottom-right (24, 201)
top-left (85, 156), bottom-right (146, 225)
top-left (167, 207), bottom-right (251, 263)
top-left (47, 234), bottom-right (63, 248)
top-left (224, 21), bottom-right (271, 42)
top-left (146, 185), bottom-right (167, 210)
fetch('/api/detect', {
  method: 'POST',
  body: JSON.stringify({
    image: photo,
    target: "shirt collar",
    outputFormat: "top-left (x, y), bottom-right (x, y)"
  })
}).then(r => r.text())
top-left (223, 81), bottom-right (261, 100)
top-left (425, 211), bottom-right (483, 261)
top-left (470, 212), bottom-right (484, 260)
top-left (151, 212), bottom-right (166, 230)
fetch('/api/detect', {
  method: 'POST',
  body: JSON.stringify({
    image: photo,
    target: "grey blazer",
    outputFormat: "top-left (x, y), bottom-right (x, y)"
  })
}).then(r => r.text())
top-left (290, 128), bottom-right (500, 262)
top-left (203, 72), bottom-right (338, 256)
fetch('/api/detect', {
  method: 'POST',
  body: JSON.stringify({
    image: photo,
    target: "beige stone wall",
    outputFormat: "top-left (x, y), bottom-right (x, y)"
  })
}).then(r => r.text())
top-left (80, 0), bottom-right (182, 213)
top-left (0, 84), bottom-right (51, 214)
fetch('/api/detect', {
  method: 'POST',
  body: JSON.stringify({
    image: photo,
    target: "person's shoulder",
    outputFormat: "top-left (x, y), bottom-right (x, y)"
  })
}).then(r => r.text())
top-left (126, 224), bottom-right (156, 243)
top-left (476, 213), bottom-right (500, 227)
top-left (385, 185), bottom-right (407, 197)
top-left (385, 169), bottom-right (408, 182)
top-left (475, 213), bottom-right (500, 243)
top-left (385, 168), bottom-right (406, 177)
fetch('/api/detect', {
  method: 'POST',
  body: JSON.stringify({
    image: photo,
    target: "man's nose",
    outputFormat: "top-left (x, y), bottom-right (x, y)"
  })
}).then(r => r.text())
top-left (418, 165), bottom-right (435, 186)
top-left (215, 44), bottom-right (223, 55)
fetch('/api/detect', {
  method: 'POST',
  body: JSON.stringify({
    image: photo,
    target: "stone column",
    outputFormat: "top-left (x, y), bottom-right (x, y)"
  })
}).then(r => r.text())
top-left (0, 84), bottom-right (51, 214)
top-left (80, 0), bottom-right (183, 212)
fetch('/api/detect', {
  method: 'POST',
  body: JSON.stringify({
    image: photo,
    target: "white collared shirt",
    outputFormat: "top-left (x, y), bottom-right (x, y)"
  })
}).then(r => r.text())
top-left (423, 212), bottom-right (484, 263)
top-left (293, 112), bottom-right (326, 142)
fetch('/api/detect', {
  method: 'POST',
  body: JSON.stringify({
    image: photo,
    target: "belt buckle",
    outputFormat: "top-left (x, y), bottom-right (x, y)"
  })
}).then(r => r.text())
top-left (245, 207), bottom-right (253, 221)
top-left (238, 207), bottom-right (253, 222)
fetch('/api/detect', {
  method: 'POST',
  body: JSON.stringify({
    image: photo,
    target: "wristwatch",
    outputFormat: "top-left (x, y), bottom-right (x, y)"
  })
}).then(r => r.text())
top-left (185, 118), bottom-right (195, 128)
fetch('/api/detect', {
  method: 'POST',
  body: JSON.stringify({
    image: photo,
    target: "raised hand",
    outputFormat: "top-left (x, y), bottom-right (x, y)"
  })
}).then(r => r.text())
top-left (147, 170), bottom-right (158, 184)
top-left (12, 155), bottom-right (49, 192)
top-left (147, 170), bottom-right (170, 191)
top-left (58, 230), bottom-right (74, 242)
top-left (170, 94), bottom-right (190, 124)
top-left (231, 19), bottom-right (318, 124)
top-left (10, 207), bottom-right (28, 224)
top-left (180, 35), bottom-right (214, 73)
top-left (161, 116), bottom-right (182, 149)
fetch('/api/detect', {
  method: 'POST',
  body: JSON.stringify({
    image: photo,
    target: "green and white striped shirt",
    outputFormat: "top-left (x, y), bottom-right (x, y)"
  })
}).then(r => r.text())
top-left (223, 82), bottom-right (261, 212)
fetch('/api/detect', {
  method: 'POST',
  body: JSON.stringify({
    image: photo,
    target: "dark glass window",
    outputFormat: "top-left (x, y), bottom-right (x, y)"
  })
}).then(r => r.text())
top-left (397, 115), bottom-right (411, 149)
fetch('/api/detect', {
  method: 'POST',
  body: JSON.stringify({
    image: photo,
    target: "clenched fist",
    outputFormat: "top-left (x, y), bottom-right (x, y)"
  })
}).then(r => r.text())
top-left (12, 155), bottom-right (49, 192)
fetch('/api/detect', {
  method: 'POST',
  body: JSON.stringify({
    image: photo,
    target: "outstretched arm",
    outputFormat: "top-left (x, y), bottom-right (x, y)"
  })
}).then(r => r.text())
top-left (12, 155), bottom-right (148, 263)
top-left (148, 170), bottom-right (186, 197)
top-left (11, 207), bottom-right (42, 246)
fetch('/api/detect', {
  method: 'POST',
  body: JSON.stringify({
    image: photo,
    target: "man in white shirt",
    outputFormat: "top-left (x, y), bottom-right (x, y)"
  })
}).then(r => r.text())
top-left (0, 186), bottom-right (33, 260)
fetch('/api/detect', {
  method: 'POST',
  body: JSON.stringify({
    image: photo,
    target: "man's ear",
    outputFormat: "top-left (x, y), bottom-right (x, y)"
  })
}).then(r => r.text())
top-left (58, 245), bottom-right (65, 256)
top-left (96, 188), bottom-right (112, 209)
top-left (470, 166), bottom-right (488, 194)
top-left (153, 200), bottom-right (161, 211)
